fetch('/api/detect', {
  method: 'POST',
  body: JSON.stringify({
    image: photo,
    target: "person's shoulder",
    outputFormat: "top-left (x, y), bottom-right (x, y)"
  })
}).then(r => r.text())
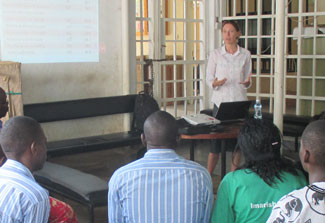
top-left (277, 182), bottom-right (325, 210)
top-left (226, 168), bottom-right (251, 178)
top-left (193, 161), bottom-right (210, 173)
top-left (179, 159), bottom-right (211, 182)
top-left (276, 185), bottom-right (308, 206)
top-left (239, 47), bottom-right (251, 56)
top-left (221, 169), bottom-right (263, 186)
top-left (208, 47), bottom-right (223, 57)
top-left (0, 163), bottom-right (47, 195)
top-left (25, 182), bottom-right (49, 204)
top-left (313, 181), bottom-right (325, 188)
top-left (215, 47), bottom-right (224, 55)
top-left (219, 169), bottom-right (246, 184)
top-left (109, 158), bottom-right (144, 182)
top-left (0, 177), bottom-right (48, 204)
top-left (182, 158), bottom-right (209, 172)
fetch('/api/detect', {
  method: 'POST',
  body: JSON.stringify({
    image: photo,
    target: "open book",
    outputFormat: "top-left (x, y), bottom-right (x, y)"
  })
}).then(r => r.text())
top-left (181, 113), bottom-right (221, 126)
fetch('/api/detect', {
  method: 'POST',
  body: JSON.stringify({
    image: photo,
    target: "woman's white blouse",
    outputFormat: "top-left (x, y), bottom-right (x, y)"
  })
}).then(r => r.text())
top-left (206, 45), bottom-right (252, 107)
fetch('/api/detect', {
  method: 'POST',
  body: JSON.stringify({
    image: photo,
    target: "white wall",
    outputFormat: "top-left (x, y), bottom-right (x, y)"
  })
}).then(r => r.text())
top-left (21, 1), bottom-right (130, 141)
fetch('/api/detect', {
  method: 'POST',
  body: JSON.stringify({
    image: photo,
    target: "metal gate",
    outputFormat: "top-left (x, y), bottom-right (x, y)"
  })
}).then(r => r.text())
top-left (136, 0), bottom-right (207, 117)
top-left (220, 0), bottom-right (325, 116)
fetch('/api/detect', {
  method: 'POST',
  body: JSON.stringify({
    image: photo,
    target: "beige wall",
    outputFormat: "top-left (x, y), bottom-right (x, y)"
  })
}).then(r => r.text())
top-left (21, 0), bottom-right (127, 141)
top-left (318, 0), bottom-right (325, 25)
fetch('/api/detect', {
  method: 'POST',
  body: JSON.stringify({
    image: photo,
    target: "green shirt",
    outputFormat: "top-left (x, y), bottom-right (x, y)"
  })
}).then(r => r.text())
top-left (211, 169), bottom-right (307, 223)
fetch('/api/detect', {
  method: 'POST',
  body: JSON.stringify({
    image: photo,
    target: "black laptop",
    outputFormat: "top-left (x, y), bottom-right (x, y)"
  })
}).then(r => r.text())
top-left (215, 101), bottom-right (252, 124)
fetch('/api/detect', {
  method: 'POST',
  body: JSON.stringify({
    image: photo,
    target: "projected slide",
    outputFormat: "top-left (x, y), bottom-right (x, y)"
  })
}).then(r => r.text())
top-left (0, 0), bottom-right (98, 63)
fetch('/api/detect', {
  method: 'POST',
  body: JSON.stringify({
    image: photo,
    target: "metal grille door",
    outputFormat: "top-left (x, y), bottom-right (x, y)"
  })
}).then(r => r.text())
top-left (136, 0), bottom-right (207, 117)
top-left (220, 0), bottom-right (325, 116)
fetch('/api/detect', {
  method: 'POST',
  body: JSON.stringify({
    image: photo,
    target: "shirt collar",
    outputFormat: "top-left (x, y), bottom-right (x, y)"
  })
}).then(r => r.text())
top-left (2, 159), bottom-right (35, 180)
top-left (221, 45), bottom-right (241, 56)
top-left (144, 148), bottom-right (180, 159)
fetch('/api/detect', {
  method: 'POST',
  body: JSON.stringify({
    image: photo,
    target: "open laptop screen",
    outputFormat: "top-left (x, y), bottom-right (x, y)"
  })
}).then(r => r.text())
top-left (215, 101), bottom-right (252, 121)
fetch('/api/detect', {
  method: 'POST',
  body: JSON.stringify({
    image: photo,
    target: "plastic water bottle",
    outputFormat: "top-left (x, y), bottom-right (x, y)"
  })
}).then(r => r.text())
top-left (254, 99), bottom-right (262, 119)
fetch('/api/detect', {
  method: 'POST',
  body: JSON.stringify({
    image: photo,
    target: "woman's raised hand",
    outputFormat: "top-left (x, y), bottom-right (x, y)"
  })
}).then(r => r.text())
top-left (212, 77), bottom-right (227, 88)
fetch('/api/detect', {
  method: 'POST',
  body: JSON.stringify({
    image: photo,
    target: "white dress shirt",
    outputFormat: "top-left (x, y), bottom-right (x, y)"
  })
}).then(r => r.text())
top-left (206, 45), bottom-right (252, 107)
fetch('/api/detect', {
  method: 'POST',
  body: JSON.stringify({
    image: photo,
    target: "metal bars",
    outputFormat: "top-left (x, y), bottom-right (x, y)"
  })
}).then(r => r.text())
top-left (220, 0), bottom-right (325, 116)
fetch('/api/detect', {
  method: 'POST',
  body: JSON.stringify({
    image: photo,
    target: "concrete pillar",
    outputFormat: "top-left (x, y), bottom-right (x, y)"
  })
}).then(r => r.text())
top-left (274, 0), bottom-right (285, 132)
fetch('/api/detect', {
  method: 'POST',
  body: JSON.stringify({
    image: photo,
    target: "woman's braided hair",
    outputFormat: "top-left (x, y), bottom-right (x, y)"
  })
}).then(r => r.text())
top-left (237, 119), bottom-right (298, 186)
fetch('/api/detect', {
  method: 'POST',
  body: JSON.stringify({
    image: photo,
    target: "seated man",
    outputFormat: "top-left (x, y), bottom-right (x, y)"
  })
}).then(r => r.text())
top-left (0, 116), bottom-right (50, 222)
top-left (267, 120), bottom-right (325, 223)
top-left (108, 111), bottom-right (213, 222)
top-left (0, 87), bottom-right (78, 223)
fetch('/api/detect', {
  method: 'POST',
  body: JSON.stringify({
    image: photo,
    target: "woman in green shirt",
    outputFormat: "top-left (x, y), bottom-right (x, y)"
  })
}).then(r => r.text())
top-left (211, 119), bottom-right (307, 223)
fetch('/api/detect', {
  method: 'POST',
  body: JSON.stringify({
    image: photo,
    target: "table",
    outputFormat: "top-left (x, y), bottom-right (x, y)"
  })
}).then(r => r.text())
top-left (181, 123), bottom-right (242, 179)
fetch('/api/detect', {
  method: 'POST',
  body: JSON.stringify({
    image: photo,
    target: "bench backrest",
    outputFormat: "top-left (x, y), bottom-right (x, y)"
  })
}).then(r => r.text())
top-left (261, 112), bottom-right (312, 127)
top-left (23, 94), bottom-right (137, 123)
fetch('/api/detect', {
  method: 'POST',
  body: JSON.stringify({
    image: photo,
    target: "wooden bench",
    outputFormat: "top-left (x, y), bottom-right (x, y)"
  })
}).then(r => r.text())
top-left (24, 94), bottom-right (144, 223)
top-left (24, 94), bottom-right (142, 157)
top-left (34, 162), bottom-right (107, 223)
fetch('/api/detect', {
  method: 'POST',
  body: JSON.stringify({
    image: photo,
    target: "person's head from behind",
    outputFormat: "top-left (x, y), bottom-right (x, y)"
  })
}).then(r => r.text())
top-left (238, 119), bottom-right (285, 185)
top-left (0, 116), bottom-right (47, 172)
top-left (0, 87), bottom-right (9, 165)
top-left (300, 120), bottom-right (325, 175)
top-left (0, 87), bottom-right (8, 118)
top-left (142, 111), bottom-right (178, 150)
top-left (312, 111), bottom-right (325, 121)
top-left (222, 20), bottom-right (241, 45)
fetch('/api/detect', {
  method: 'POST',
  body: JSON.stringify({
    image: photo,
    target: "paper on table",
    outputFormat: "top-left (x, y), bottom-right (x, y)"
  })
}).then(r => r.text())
top-left (181, 113), bottom-right (221, 126)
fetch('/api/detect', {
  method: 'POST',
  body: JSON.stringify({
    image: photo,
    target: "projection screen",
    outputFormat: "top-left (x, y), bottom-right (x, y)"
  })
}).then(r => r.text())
top-left (0, 0), bottom-right (99, 63)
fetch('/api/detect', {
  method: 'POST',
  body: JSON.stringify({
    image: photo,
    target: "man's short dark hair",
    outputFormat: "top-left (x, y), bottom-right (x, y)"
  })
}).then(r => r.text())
top-left (143, 111), bottom-right (178, 148)
top-left (301, 120), bottom-right (325, 167)
top-left (0, 116), bottom-right (43, 158)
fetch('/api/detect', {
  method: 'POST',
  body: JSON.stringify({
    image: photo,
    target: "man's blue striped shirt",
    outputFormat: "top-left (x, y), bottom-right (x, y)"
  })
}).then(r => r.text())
top-left (0, 159), bottom-right (50, 223)
top-left (108, 149), bottom-right (213, 223)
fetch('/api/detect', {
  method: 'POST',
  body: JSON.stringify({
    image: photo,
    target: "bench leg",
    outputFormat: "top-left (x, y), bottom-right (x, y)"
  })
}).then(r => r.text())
top-left (190, 140), bottom-right (196, 161)
top-left (295, 137), bottom-right (299, 152)
top-left (221, 140), bottom-right (226, 179)
top-left (89, 206), bottom-right (94, 223)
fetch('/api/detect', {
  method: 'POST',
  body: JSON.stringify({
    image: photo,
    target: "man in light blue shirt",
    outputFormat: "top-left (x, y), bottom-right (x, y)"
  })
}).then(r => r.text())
top-left (0, 116), bottom-right (50, 223)
top-left (108, 111), bottom-right (213, 223)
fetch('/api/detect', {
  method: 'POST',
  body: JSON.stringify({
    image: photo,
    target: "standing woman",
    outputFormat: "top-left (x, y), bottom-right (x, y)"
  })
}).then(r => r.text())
top-left (206, 20), bottom-right (252, 174)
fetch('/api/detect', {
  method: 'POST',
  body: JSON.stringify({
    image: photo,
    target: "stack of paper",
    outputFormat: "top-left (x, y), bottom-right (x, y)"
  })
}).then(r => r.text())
top-left (181, 114), bottom-right (221, 126)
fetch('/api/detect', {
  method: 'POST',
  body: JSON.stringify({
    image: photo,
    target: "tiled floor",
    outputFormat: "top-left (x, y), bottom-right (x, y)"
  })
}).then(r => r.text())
top-left (48, 138), bottom-right (298, 223)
